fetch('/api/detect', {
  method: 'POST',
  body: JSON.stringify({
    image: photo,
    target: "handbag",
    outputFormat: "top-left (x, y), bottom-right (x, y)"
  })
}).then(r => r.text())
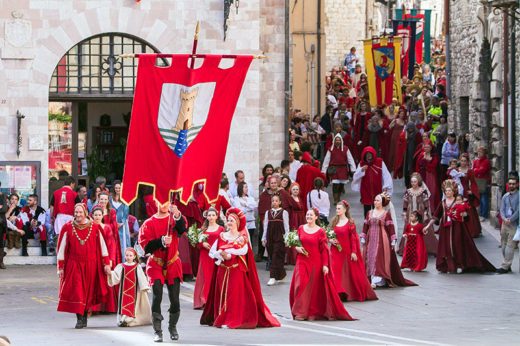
top-left (326, 165), bottom-right (337, 176)
top-left (475, 178), bottom-right (487, 194)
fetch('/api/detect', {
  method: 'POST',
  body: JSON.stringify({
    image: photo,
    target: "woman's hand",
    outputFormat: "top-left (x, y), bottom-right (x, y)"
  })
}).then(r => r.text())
top-left (262, 239), bottom-right (267, 247)
top-left (104, 265), bottom-right (111, 275)
top-left (322, 266), bottom-right (329, 275)
top-left (58, 269), bottom-right (64, 278)
top-left (350, 253), bottom-right (358, 261)
top-left (222, 251), bottom-right (231, 260)
top-left (295, 246), bottom-right (305, 255)
top-left (202, 242), bottom-right (211, 250)
top-left (163, 235), bottom-right (172, 247)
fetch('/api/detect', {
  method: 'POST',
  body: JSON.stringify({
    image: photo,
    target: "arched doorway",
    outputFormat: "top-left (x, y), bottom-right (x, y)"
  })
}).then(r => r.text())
top-left (47, 33), bottom-right (164, 191)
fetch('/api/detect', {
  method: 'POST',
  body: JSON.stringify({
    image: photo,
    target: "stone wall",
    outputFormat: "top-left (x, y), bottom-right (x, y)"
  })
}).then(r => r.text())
top-left (0, 0), bottom-right (286, 205)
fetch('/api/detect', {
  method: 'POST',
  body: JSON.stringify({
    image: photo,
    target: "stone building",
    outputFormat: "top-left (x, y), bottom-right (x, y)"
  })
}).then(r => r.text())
top-left (0, 0), bottom-right (286, 210)
top-left (448, 0), bottom-right (520, 223)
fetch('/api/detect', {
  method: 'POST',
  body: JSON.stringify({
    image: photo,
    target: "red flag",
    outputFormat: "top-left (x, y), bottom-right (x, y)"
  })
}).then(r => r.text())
top-left (121, 54), bottom-right (253, 205)
top-left (404, 14), bottom-right (424, 64)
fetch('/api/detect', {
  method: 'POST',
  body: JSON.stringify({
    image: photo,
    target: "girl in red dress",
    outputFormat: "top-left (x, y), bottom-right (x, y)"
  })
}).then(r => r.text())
top-left (287, 183), bottom-right (306, 265)
top-left (57, 203), bottom-right (111, 329)
top-left (193, 207), bottom-right (224, 309)
top-left (330, 201), bottom-right (377, 302)
top-left (289, 208), bottom-right (355, 321)
top-left (91, 207), bottom-right (118, 313)
top-left (98, 192), bottom-right (122, 265)
top-left (401, 211), bottom-right (428, 272)
top-left (200, 208), bottom-right (280, 329)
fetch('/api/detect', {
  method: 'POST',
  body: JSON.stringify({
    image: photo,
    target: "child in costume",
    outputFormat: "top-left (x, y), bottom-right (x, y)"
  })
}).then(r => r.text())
top-left (401, 211), bottom-right (428, 272)
top-left (450, 195), bottom-right (470, 222)
top-left (108, 247), bottom-right (152, 327)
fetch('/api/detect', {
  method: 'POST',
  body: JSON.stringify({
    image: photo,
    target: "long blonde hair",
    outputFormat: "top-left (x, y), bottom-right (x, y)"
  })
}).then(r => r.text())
top-left (330, 200), bottom-right (354, 228)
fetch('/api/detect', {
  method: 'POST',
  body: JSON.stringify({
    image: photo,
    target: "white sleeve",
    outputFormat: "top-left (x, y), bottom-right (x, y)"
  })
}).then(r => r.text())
top-left (262, 211), bottom-right (269, 242)
top-left (232, 196), bottom-right (241, 209)
top-left (247, 197), bottom-right (257, 211)
top-left (351, 165), bottom-right (365, 192)
top-left (57, 232), bottom-right (68, 262)
top-left (6, 219), bottom-right (18, 231)
top-left (224, 243), bottom-right (249, 256)
top-left (322, 151), bottom-right (331, 174)
top-left (382, 162), bottom-right (393, 195)
top-left (98, 231), bottom-right (109, 258)
top-left (37, 211), bottom-right (46, 227)
top-left (136, 265), bottom-right (150, 291)
top-left (208, 239), bottom-right (223, 265)
top-left (347, 149), bottom-right (356, 173)
top-left (306, 191), bottom-right (312, 210)
top-left (108, 264), bottom-right (123, 287)
top-left (283, 210), bottom-right (290, 235)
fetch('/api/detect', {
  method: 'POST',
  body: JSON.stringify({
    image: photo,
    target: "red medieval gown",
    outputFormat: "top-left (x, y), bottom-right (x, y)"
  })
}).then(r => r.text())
top-left (351, 111), bottom-right (371, 162)
top-left (416, 152), bottom-right (441, 213)
top-left (434, 199), bottom-right (495, 273)
top-left (103, 209), bottom-right (122, 266)
top-left (175, 199), bottom-right (202, 277)
top-left (289, 226), bottom-right (355, 320)
top-left (387, 120), bottom-right (404, 172)
top-left (296, 164), bottom-right (326, 211)
top-left (91, 223), bottom-right (118, 313)
top-left (400, 223), bottom-right (428, 271)
top-left (57, 221), bottom-right (110, 315)
top-left (286, 196), bottom-right (306, 265)
top-left (200, 231), bottom-right (280, 328)
top-left (330, 222), bottom-right (377, 302)
top-left (459, 169), bottom-right (482, 238)
top-left (193, 226), bottom-right (225, 309)
top-left (361, 211), bottom-right (416, 287)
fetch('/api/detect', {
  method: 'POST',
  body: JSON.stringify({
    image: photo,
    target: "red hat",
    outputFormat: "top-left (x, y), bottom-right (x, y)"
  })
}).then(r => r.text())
top-left (301, 152), bottom-right (313, 164)
top-left (225, 208), bottom-right (247, 231)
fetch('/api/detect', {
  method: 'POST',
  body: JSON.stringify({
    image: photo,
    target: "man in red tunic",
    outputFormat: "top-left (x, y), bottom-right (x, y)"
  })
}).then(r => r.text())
top-left (296, 152), bottom-right (326, 212)
top-left (321, 133), bottom-right (356, 204)
top-left (51, 176), bottom-right (81, 237)
top-left (351, 146), bottom-right (393, 216)
top-left (57, 203), bottom-right (111, 329)
top-left (138, 201), bottom-right (186, 342)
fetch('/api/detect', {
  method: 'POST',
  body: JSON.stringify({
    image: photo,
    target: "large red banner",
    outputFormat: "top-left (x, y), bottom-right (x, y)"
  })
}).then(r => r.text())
top-left (121, 54), bottom-right (253, 205)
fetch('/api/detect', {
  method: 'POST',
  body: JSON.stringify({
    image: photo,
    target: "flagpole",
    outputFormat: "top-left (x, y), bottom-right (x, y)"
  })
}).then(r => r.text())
top-left (119, 53), bottom-right (267, 59)
top-left (190, 21), bottom-right (200, 69)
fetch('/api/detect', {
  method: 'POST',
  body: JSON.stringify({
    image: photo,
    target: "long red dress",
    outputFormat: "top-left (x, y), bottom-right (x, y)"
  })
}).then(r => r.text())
top-left (91, 224), bottom-right (118, 313)
top-left (200, 231), bottom-right (280, 328)
top-left (286, 196), bottom-right (306, 265)
top-left (175, 199), bottom-right (202, 277)
top-left (57, 221), bottom-right (110, 315)
top-left (459, 169), bottom-right (482, 237)
top-left (331, 222), bottom-right (377, 302)
top-left (361, 211), bottom-right (417, 287)
top-left (103, 209), bottom-right (122, 265)
top-left (416, 152), bottom-right (441, 212)
top-left (193, 226), bottom-right (224, 309)
top-left (434, 199), bottom-right (496, 273)
top-left (400, 223), bottom-right (428, 271)
top-left (387, 121), bottom-right (404, 172)
top-left (289, 226), bottom-right (355, 321)
top-left (296, 164), bottom-right (326, 212)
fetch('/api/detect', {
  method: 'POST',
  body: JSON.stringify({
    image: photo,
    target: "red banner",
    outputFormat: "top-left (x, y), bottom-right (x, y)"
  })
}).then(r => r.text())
top-left (121, 54), bottom-right (253, 205)
top-left (404, 14), bottom-right (424, 64)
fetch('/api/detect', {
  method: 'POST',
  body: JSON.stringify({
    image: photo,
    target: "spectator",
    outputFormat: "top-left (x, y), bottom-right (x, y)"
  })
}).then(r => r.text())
top-left (17, 194), bottom-right (47, 257)
top-left (232, 182), bottom-right (257, 240)
top-left (344, 47), bottom-right (359, 74)
top-left (50, 176), bottom-right (81, 237)
top-left (441, 132), bottom-right (459, 180)
top-left (496, 176), bottom-right (519, 274)
top-left (288, 150), bottom-right (302, 181)
top-left (229, 170), bottom-right (245, 199)
top-left (0, 183), bottom-right (7, 269)
top-left (473, 146), bottom-right (491, 220)
top-left (87, 184), bottom-right (102, 212)
top-left (218, 178), bottom-right (232, 205)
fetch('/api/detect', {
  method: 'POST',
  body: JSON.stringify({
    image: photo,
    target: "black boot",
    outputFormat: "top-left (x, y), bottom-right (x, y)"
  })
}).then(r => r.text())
top-left (168, 311), bottom-right (180, 341)
top-left (40, 241), bottom-right (48, 256)
top-left (83, 312), bottom-right (88, 328)
top-left (152, 312), bottom-right (163, 342)
top-left (75, 314), bottom-right (84, 329)
top-left (0, 250), bottom-right (6, 270)
top-left (21, 245), bottom-right (28, 257)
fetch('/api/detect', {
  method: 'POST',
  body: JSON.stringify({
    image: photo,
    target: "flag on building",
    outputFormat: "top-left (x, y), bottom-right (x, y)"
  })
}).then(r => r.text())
top-left (392, 19), bottom-right (417, 79)
top-left (395, 9), bottom-right (432, 64)
top-left (363, 36), bottom-right (403, 107)
top-left (121, 54), bottom-right (253, 205)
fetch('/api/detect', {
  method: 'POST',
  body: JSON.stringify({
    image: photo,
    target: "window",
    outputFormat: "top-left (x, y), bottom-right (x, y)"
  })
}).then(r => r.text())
top-left (49, 33), bottom-right (165, 97)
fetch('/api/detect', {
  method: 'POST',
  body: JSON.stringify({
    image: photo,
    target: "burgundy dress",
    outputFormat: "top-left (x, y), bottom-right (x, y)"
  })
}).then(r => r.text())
top-left (400, 223), bottom-right (428, 271)
top-left (434, 199), bottom-right (495, 273)
top-left (459, 169), bottom-right (482, 238)
top-left (287, 196), bottom-right (306, 265)
top-left (289, 226), bottom-right (355, 321)
top-left (330, 222), bottom-right (377, 302)
top-left (266, 210), bottom-right (287, 281)
top-left (193, 226), bottom-right (224, 309)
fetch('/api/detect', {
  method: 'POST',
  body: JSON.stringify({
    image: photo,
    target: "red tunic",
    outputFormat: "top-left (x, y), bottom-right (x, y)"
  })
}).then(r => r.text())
top-left (57, 221), bottom-right (110, 315)
top-left (91, 224), bottom-right (118, 313)
top-left (200, 232), bottom-right (281, 328)
top-left (330, 222), bottom-right (377, 302)
top-left (289, 226), bottom-right (355, 321)
top-left (120, 263), bottom-right (138, 317)
top-left (359, 147), bottom-right (384, 206)
top-left (193, 226), bottom-right (225, 309)
top-left (53, 186), bottom-right (78, 217)
top-left (138, 214), bottom-right (184, 285)
top-left (434, 199), bottom-right (495, 273)
top-left (400, 223), bottom-right (428, 272)
top-left (296, 164), bottom-right (326, 211)
top-left (327, 146), bottom-right (351, 180)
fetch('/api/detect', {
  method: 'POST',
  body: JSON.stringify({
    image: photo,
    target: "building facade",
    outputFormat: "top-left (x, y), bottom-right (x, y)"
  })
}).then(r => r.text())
top-left (0, 0), bottom-right (286, 207)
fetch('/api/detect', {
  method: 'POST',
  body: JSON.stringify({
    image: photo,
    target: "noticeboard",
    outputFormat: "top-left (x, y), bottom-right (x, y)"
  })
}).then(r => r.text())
top-left (0, 161), bottom-right (41, 202)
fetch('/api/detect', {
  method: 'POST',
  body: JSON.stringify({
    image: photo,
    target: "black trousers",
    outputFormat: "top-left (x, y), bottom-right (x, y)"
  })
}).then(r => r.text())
top-left (152, 278), bottom-right (180, 315)
top-left (0, 223), bottom-right (5, 251)
top-left (363, 204), bottom-right (373, 218)
top-left (257, 222), bottom-right (266, 258)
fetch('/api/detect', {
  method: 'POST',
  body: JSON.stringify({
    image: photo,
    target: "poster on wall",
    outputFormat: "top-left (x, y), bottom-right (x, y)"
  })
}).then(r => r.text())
top-left (14, 166), bottom-right (32, 189)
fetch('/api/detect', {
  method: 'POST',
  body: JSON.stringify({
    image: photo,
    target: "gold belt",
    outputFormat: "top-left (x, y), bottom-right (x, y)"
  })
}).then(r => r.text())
top-left (152, 252), bottom-right (179, 277)
top-left (218, 263), bottom-right (239, 315)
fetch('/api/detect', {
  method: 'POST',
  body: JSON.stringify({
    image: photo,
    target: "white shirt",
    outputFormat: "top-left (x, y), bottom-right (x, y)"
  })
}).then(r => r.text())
top-left (306, 190), bottom-right (331, 218)
top-left (262, 208), bottom-right (290, 242)
top-left (289, 160), bottom-right (302, 181)
top-left (232, 195), bottom-right (258, 230)
top-left (351, 162), bottom-right (393, 196)
top-left (321, 148), bottom-right (356, 184)
top-left (228, 181), bottom-right (239, 199)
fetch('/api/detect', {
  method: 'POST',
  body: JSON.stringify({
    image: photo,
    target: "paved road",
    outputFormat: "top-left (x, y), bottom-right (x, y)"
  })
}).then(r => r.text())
top-left (1, 180), bottom-right (519, 345)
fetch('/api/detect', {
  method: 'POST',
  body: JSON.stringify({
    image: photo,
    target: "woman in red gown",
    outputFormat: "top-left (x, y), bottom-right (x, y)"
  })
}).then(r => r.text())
top-left (91, 207), bottom-right (118, 313)
top-left (457, 154), bottom-right (482, 238)
top-left (387, 107), bottom-right (406, 173)
top-left (430, 180), bottom-right (495, 274)
top-left (57, 203), bottom-right (111, 329)
top-left (193, 207), bottom-right (224, 309)
top-left (330, 201), bottom-right (377, 302)
top-left (286, 183), bottom-right (306, 265)
top-left (415, 140), bottom-right (441, 212)
top-left (289, 208), bottom-right (355, 321)
top-left (98, 192), bottom-right (122, 265)
top-left (361, 194), bottom-right (416, 288)
top-left (200, 208), bottom-right (280, 328)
